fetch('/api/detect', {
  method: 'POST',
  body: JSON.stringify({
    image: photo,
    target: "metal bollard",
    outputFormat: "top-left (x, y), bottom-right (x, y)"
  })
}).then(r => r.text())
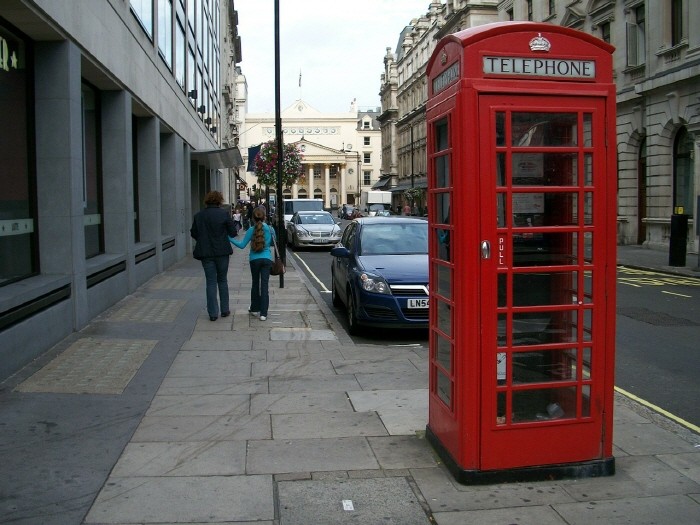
top-left (668, 212), bottom-right (688, 267)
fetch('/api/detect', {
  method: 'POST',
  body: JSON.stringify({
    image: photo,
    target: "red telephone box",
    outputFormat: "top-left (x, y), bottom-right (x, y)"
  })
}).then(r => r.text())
top-left (426, 22), bottom-right (616, 483)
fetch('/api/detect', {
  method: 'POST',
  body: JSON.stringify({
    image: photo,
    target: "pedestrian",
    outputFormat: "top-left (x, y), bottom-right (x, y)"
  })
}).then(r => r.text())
top-left (403, 202), bottom-right (411, 216)
top-left (229, 206), bottom-right (275, 321)
top-left (245, 202), bottom-right (254, 229)
top-left (232, 207), bottom-right (242, 236)
top-left (190, 191), bottom-right (237, 322)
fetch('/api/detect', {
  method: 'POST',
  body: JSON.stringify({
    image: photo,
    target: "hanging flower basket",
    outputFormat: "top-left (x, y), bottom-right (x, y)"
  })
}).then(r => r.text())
top-left (254, 140), bottom-right (304, 187)
top-left (403, 187), bottom-right (425, 202)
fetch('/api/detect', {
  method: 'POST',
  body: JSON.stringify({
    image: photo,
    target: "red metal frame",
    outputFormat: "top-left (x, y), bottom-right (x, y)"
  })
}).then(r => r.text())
top-left (426, 22), bottom-right (616, 483)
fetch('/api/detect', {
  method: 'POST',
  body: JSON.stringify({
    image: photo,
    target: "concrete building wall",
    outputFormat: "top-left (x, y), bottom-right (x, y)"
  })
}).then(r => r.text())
top-left (0, 0), bottom-right (240, 381)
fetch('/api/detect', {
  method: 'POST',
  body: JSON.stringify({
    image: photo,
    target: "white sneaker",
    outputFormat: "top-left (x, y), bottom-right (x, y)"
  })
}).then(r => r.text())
top-left (248, 310), bottom-right (259, 317)
top-left (260, 316), bottom-right (267, 321)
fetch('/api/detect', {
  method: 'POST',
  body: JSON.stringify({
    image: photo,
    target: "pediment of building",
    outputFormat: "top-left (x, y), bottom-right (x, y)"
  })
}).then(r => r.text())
top-left (291, 139), bottom-right (345, 162)
top-left (282, 99), bottom-right (323, 117)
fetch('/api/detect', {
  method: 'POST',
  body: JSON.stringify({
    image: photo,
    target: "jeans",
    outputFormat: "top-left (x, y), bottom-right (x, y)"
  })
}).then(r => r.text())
top-left (249, 258), bottom-right (272, 316)
top-left (201, 255), bottom-right (230, 318)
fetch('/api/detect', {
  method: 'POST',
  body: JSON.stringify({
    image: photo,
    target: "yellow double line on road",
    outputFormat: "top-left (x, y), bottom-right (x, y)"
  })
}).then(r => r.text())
top-left (617, 266), bottom-right (699, 293)
top-left (614, 386), bottom-right (700, 435)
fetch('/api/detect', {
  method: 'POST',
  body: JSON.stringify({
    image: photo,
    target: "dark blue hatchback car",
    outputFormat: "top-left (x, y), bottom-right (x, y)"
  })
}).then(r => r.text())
top-left (330, 216), bottom-right (429, 335)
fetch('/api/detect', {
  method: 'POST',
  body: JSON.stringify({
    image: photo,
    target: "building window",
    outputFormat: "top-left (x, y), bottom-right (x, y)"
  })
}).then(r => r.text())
top-left (187, 44), bottom-right (195, 104)
top-left (130, 0), bottom-right (154, 38)
top-left (671, 0), bottom-right (685, 46)
top-left (673, 127), bottom-right (694, 217)
top-left (82, 83), bottom-right (104, 259)
top-left (158, 0), bottom-right (173, 68)
top-left (547, 0), bottom-right (555, 17)
top-left (526, 0), bottom-right (533, 21)
top-left (364, 136), bottom-right (371, 146)
top-left (363, 172), bottom-right (371, 186)
top-left (314, 167), bottom-right (321, 179)
top-left (175, 4), bottom-right (186, 87)
top-left (600, 21), bottom-right (611, 44)
top-left (363, 152), bottom-right (371, 164)
top-left (187, 0), bottom-right (195, 31)
top-left (626, 4), bottom-right (646, 67)
top-left (637, 137), bottom-right (647, 244)
top-left (0, 24), bottom-right (37, 286)
top-left (362, 121), bottom-right (370, 130)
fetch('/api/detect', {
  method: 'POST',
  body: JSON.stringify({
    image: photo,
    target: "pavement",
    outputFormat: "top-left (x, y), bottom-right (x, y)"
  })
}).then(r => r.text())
top-left (1, 242), bottom-right (699, 525)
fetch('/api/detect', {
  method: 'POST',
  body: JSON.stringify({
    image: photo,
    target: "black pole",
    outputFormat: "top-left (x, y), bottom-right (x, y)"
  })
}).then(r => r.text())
top-left (274, 0), bottom-right (285, 287)
top-left (410, 123), bottom-right (415, 190)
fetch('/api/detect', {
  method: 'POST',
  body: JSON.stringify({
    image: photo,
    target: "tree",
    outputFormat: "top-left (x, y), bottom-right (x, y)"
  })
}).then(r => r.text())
top-left (253, 140), bottom-right (304, 187)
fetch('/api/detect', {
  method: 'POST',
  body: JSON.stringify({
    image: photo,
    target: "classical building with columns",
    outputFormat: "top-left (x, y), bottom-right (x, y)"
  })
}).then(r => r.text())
top-left (239, 99), bottom-right (382, 209)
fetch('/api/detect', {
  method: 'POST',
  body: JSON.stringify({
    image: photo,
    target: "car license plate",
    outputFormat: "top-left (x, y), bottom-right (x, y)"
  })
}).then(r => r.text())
top-left (407, 298), bottom-right (429, 308)
top-left (312, 238), bottom-right (326, 244)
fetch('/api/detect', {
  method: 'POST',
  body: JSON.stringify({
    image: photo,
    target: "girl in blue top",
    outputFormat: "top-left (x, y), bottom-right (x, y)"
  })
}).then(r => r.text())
top-left (230, 206), bottom-right (275, 320)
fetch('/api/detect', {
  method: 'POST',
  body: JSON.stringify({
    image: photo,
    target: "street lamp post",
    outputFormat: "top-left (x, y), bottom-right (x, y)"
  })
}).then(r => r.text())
top-left (274, 0), bottom-right (285, 287)
top-left (410, 123), bottom-right (415, 189)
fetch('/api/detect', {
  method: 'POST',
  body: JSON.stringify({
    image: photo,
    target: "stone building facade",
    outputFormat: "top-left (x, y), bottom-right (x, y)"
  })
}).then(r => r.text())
top-left (380, 0), bottom-right (699, 255)
top-left (238, 100), bottom-right (382, 209)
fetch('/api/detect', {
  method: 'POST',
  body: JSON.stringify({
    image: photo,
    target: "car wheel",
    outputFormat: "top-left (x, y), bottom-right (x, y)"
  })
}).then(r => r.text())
top-left (331, 273), bottom-right (342, 307)
top-left (346, 288), bottom-right (360, 335)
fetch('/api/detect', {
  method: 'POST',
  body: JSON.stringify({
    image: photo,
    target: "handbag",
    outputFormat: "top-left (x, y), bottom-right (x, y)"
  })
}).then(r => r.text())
top-left (270, 235), bottom-right (285, 275)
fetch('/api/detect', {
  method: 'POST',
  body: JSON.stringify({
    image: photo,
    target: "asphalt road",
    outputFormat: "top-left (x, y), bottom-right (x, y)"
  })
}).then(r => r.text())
top-left (289, 236), bottom-right (700, 429)
top-left (615, 267), bottom-right (700, 427)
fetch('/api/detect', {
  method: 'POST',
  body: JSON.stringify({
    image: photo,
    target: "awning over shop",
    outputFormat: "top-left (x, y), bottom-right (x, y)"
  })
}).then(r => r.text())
top-left (390, 180), bottom-right (428, 192)
top-left (191, 146), bottom-right (244, 169)
top-left (372, 176), bottom-right (392, 190)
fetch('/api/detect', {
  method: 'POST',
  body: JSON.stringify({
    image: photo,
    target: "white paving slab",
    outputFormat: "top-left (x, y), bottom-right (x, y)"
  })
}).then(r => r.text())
top-left (131, 414), bottom-right (271, 442)
top-left (277, 477), bottom-right (429, 525)
top-left (246, 437), bottom-right (379, 474)
top-left (272, 412), bottom-right (388, 439)
top-left (145, 394), bottom-right (249, 417)
top-left (157, 376), bottom-right (268, 396)
top-left (85, 475), bottom-right (274, 523)
top-left (553, 494), bottom-right (700, 525)
top-left (250, 392), bottom-right (353, 414)
top-left (111, 441), bottom-right (246, 476)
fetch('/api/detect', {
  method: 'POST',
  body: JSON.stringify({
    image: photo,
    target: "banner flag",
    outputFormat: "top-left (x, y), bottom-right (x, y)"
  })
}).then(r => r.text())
top-left (247, 144), bottom-right (261, 172)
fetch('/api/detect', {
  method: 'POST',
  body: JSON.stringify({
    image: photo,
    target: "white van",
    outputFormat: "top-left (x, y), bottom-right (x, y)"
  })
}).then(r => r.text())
top-left (281, 198), bottom-right (324, 226)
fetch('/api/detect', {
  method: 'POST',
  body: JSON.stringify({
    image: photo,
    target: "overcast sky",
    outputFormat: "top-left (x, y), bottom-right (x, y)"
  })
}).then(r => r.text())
top-left (234, 0), bottom-right (433, 113)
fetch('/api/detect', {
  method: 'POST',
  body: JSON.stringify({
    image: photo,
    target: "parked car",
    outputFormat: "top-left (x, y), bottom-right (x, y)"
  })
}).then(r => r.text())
top-left (286, 211), bottom-right (342, 249)
top-left (330, 216), bottom-right (429, 335)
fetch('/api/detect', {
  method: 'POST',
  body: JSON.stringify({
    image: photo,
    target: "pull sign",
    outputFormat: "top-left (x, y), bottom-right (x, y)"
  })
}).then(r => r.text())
top-left (497, 235), bottom-right (507, 268)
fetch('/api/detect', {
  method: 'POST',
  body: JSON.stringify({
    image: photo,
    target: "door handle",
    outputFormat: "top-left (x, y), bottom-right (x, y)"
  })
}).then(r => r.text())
top-left (481, 240), bottom-right (491, 259)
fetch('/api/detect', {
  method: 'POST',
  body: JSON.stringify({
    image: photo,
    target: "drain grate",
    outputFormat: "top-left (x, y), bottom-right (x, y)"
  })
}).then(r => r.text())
top-left (617, 307), bottom-right (699, 326)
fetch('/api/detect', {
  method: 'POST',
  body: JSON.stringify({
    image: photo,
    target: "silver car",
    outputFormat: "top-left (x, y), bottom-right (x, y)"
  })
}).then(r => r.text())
top-left (286, 211), bottom-right (342, 249)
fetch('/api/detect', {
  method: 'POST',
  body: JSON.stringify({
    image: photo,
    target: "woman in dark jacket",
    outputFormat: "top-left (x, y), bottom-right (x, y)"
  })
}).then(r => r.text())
top-left (190, 191), bottom-right (237, 321)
